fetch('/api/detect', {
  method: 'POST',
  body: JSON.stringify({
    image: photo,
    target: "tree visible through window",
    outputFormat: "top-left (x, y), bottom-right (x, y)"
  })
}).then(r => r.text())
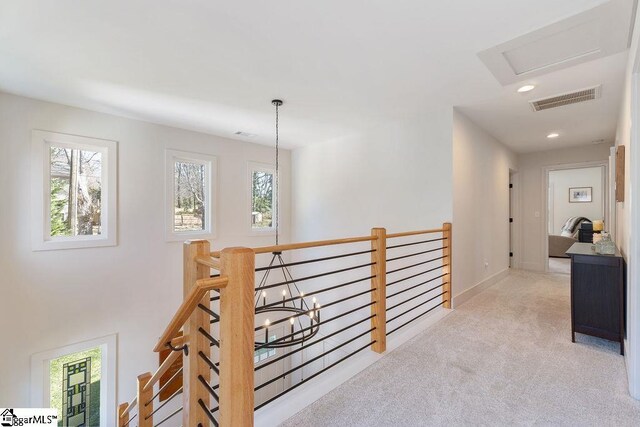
top-left (252, 170), bottom-right (274, 229)
top-left (174, 161), bottom-right (206, 232)
top-left (50, 147), bottom-right (102, 237)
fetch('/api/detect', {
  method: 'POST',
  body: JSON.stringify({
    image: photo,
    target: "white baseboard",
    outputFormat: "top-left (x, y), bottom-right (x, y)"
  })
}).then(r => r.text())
top-left (452, 268), bottom-right (510, 308)
top-left (254, 306), bottom-right (452, 427)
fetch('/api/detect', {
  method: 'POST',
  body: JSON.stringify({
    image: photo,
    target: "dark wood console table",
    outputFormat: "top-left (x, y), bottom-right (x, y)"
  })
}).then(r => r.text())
top-left (566, 243), bottom-right (625, 355)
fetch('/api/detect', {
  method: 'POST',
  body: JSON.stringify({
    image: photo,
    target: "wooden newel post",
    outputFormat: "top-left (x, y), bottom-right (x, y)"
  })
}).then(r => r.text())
top-left (371, 228), bottom-right (387, 353)
top-left (137, 372), bottom-right (153, 427)
top-left (219, 247), bottom-right (255, 426)
top-left (183, 240), bottom-right (212, 426)
top-left (117, 403), bottom-right (128, 427)
top-left (442, 223), bottom-right (452, 309)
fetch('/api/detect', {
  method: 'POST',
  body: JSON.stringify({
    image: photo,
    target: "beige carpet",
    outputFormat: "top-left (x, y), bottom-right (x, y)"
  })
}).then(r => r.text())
top-left (281, 270), bottom-right (640, 426)
top-left (548, 257), bottom-right (571, 275)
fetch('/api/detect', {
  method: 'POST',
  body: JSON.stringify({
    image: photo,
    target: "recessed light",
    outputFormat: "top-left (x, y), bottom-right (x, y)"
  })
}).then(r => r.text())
top-left (517, 84), bottom-right (536, 93)
top-left (547, 133), bottom-right (560, 139)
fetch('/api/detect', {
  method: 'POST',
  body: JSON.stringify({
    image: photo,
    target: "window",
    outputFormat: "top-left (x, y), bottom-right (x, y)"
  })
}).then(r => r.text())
top-left (249, 163), bottom-right (276, 232)
top-left (165, 150), bottom-right (217, 241)
top-left (31, 131), bottom-right (117, 251)
top-left (50, 347), bottom-right (101, 426)
top-left (254, 334), bottom-right (277, 364)
top-left (30, 335), bottom-right (116, 427)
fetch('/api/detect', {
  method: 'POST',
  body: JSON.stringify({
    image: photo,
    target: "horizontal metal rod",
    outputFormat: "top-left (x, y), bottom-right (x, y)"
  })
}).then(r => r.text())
top-left (255, 339), bottom-right (376, 411)
top-left (387, 292), bottom-right (446, 324)
top-left (147, 367), bottom-right (183, 405)
top-left (256, 261), bottom-right (375, 291)
top-left (387, 264), bottom-right (447, 287)
top-left (255, 328), bottom-right (374, 392)
top-left (254, 289), bottom-right (372, 332)
top-left (199, 398), bottom-right (219, 427)
top-left (198, 375), bottom-right (219, 403)
top-left (198, 303), bottom-right (220, 320)
top-left (387, 275), bottom-right (446, 299)
top-left (255, 314), bottom-right (375, 372)
top-left (386, 246), bottom-right (447, 263)
top-left (387, 301), bottom-right (446, 335)
top-left (256, 274), bottom-right (373, 311)
top-left (255, 249), bottom-right (375, 272)
top-left (387, 256), bottom-right (445, 275)
top-left (314, 288), bottom-right (375, 311)
top-left (386, 237), bottom-right (445, 250)
top-left (387, 284), bottom-right (445, 312)
top-left (153, 405), bottom-right (182, 427)
top-left (198, 327), bottom-right (220, 347)
top-left (304, 275), bottom-right (374, 298)
top-left (122, 413), bottom-right (136, 427)
top-left (199, 351), bottom-right (219, 376)
top-left (254, 301), bottom-right (375, 349)
top-left (145, 386), bottom-right (182, 420)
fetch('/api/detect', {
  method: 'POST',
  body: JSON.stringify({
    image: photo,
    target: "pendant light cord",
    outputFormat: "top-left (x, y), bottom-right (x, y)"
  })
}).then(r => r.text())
top-left (274, 102), bottom-right (280, 246)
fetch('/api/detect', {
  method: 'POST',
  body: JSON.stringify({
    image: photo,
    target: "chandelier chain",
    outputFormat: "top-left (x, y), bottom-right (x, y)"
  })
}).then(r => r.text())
top-left (275, 102), bottom-right (280, 245)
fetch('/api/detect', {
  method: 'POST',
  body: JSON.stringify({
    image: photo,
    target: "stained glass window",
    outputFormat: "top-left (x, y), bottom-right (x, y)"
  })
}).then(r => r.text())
top-left (50, 347), bottom-right (101, 427)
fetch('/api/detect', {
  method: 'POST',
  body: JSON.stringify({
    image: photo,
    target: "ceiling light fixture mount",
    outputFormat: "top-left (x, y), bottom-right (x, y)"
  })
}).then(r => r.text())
top-left (517, 84), bottom-right (536, 93)
top-left (547, 132), bottom-right (560, 139)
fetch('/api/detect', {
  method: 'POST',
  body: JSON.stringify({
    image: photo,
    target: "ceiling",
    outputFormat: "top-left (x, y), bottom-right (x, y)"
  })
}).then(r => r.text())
top-left (0, 0), bottom-right (633, 150)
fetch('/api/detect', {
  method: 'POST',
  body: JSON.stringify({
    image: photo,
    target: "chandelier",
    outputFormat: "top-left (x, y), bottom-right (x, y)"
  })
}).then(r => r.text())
top-left (254, 100), bottom-right (320, 350)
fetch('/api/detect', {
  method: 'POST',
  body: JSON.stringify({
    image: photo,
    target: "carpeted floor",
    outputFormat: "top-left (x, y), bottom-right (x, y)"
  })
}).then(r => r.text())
top-left (281, 270), bottom-right (640, 426)
top-left (548, 257), bottom-right (571, 275)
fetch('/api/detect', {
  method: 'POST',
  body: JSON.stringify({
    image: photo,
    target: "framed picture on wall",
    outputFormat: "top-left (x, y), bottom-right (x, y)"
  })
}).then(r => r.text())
top-left (569, 187), bottom-right (592, 203)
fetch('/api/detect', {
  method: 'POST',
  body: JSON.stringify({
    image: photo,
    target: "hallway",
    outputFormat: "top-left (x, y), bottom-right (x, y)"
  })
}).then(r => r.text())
top-left (282, 270), bottom-right (640, 426)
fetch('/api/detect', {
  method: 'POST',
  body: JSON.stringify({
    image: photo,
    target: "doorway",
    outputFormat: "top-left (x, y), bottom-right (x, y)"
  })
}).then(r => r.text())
top-left (544, 162), bottom-right (609, 273)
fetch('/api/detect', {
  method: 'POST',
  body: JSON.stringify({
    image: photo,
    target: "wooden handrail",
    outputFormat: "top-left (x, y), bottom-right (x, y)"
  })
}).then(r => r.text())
top-left (386, 227), bottom-right (445, 239)
top-left (211, 235), bottom-right (377, 257)
top-left (143, 346), bottom-right (183, 393)
top-left (120, 396), bottom-right (137, 418)
top-left (153, 276), bottom-right (228, 352)
top-left (195, 255), bottom-right (220, 269)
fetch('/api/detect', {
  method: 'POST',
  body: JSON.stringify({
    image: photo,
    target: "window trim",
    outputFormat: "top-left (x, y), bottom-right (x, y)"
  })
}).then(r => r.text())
top-left (248, 162), bottom-right (276, 235)
top-left (165, 149), bottom-right (217, 242)
top-left (31, 130), bottom-right (118, 251)
top-left (30, 334), bottom-right (117, 427)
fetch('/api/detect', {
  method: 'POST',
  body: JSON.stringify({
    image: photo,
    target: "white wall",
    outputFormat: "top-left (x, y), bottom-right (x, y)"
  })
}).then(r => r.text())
top-left (614, 1), bottom-right (640, 399)
top-left (291, 109), bottom-right (453, 242)
top-left (516, 144), bottom-right (612, 271)
top-left (548, 167), bottom-right (605, 234)
top-left (452, 110), bottom-right (517, 304)
top-left (0, 92), bottom-right (291, 407)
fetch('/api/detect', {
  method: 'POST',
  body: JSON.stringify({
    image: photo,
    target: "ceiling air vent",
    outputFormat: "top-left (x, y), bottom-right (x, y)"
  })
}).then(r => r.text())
top-left (529, 85), bottom-right (601, 112)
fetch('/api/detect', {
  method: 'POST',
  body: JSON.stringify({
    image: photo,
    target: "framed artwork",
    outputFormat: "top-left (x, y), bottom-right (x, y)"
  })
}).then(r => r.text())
top-left (569, 187), bottom-right (592, 203)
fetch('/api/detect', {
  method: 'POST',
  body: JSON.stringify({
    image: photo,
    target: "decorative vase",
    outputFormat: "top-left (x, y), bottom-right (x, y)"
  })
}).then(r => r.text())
top-left (595, 232), bottom-right (616, 255)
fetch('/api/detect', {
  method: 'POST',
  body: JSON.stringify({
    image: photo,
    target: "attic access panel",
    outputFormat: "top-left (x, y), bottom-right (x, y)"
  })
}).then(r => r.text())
top-left (478, 1), bottom-right (634, 85)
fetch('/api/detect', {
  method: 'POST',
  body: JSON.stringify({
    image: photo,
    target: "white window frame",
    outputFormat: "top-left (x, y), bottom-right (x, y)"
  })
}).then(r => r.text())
top-left (248, 162), bottom-right (276, 235)
top-left (30, 334), bottom-right (117, 427)
top-left (165, 149), bottom-right (217, 241)
top-left (31, 130), bottom-right (118, 251)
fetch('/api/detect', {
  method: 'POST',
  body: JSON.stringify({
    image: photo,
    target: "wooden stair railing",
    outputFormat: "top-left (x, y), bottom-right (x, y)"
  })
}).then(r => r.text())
top-left (118, 224), bottom-right (452, 427)
top-left (118, 239), bottom-right (227, 427)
